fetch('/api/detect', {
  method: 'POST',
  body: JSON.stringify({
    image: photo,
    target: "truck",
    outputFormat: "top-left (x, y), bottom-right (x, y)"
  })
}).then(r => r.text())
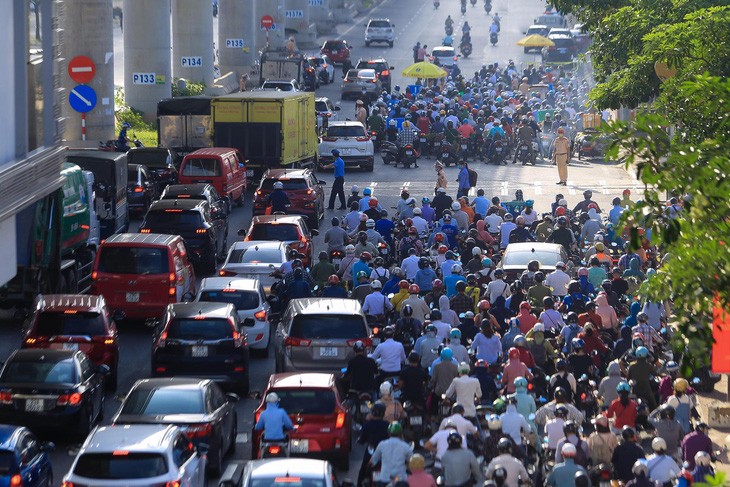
top-left (0, 163), bottom-right (101, 310)
top-left (157, 95), bottom-right (212, 164)
top-left (210, 91), bottom-right (318, 181)
top-left (259, 50), bottom-right (316, 91)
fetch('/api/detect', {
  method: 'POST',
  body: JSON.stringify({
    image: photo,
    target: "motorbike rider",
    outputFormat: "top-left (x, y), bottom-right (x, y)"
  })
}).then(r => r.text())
top-left (546, 443), bottom-right (589, 487)
top-left (442, 430), bottom-right (484, 486)
top-left (254, 392), bottom-right (294, 441)
top-left (485, 438), bottom-right (529, 487)
top-left (357, 401), bottom-right (389, 485)
top-left (445, 15), bottom-right (454, 29)
top-left (646, 437), bottom-right (681, 486)
top-left (588, 415), bottom-right (619, 466)
top-left (606, 381), bottom-right (638, 432)
top-left (547, 215), bottom-right (576, 252)
top-left (626, 461), bottom-right (654, 487)
top-left (364, 198), bottom-right (383, 222)
top-left (649, 404), bottom-right (685, 461)
top-left (322, 275), bottom-right (348, 298)
top-left (535, 387), bottom-right (584, 428)
top-left (345, 340), bottom-right (379, 397)
top-left (666, 377), bottom-right (697, 434)
top-left (444, 361), bottom-right (482, 418)
top-left (681, 422), bottom-right (713, 469)
top-left (311, 251), bottom-right (336, 288)
top-left (447, 328), bottom-right (469, 364)
top-left (325, 217), bottom-right (349, 255)
top-left (398, 351), bottom-right (429, 407)
top-left (573, 190), bottom-right (602, 214)
top-left (443, 33), bottom-right (454, 46)
top-left (267, 181), bottom-right (291, 213)
top-left (627, 346), bottom-right (658, 410)
top-left (370, 326), bottom-right (406, 382)
top-left (117, 122), bottom-right (132, 151)
top-left (691, 451), bottom-right (715, 484)
top-left (555, 420), bottom-right (590, 467)
top-left (369, 422), bottom-right (413, 484)
top-left (545, 404), bottom-right (568, 451)
top-left (414, 323), bottom-right (441, 369)
top-left (513, 117), bottom-right (536, 164)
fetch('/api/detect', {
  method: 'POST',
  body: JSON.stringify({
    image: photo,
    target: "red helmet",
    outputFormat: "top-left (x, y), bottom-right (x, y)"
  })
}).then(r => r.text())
top-left (408, 227), bottom-right (418, 235)
top-left (360, 213), bottom-right (369, 222)
top-left (623, 189), bottom-right (631, 195)
top-left (405, 218), bottom-right (414, 227)
top-left (478, 300), bottom-right (490, 311)
top-left (475, 359), bottom-right (488, 368)
top-left (409, 284), bottom-right (420, 294)
top-left (411, 105), bottom-right (418, 111)
top-left (369, 197), bottom-right (379, 208)
top-left (399, 280), bottom-right (410, 289)
top-left (508, 347), bottom-right (520, 360)
top-left (588, 202), bottom-right (598, 210)
top-left (360, 252), bottom-right (372, 260)
top-left (434, 233), bottom-right (445, 243)
top-left (471, 108), bottom-right (478, 115)
top-left (438, 245), bottom-right (448, 254)
top-left (328, 275), bottom-right (340, 284)
top-left (432, 279), bottom-right (444, 290)
top-left (556, 207), bottom-right (566, 216)
top-left (520, 301), bottom-right (531, 311)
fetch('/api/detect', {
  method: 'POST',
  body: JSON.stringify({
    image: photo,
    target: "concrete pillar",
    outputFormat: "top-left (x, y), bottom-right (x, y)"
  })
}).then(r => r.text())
top-left (172, 0), bottom-right (214, 86)
top-left (123, 0), bottom-right (171, 122)
top-left (309, 0), bottom-right (336, 34)
top-left (57, 0), bottom-right (116, 142)
top-left (284, 0), bottom-right (309, 43)
top-left (254, 0), bottom-right (285, 54)
top-left (330, 0), bottom-right (352, 23)
top-left (218, 0), bottom-right (255, 78)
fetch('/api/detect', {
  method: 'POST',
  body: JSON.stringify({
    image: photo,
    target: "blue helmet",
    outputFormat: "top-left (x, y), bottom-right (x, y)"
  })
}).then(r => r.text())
top-left (571, 338), bottom-right (585, 350)
top-left (441, 348), bottom-right (453, 361)
top-left (449, 329), bottom-right (462, 340)
top-left (363, 188), bottom-right (372, 196)
top-left (636, 346), bottom-right (649, 359)
top-left (514, 376), bottom-right (528, 390)
top-left (617, 381), bottom-right (631, 393)
top-left (666, 361), bottom-right (679, 373)
top-left (122, 122), bottom-right (131, 128)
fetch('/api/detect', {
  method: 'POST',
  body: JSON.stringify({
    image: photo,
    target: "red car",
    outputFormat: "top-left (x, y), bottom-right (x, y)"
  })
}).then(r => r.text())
top-left (21, 294), bottom-right (120, 390)
top-left (252, 373), bottom-right (351, 469)
top-left (238, 215), bottom-right (318, 268)
top-left (253, 168), bottom-right (326, 229)
top-left (321, 40), bottom-right (352, 65)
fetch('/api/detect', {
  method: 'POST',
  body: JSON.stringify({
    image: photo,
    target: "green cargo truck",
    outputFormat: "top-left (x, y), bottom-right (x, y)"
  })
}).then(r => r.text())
top-left (210, 91), bottom-right (318, 181)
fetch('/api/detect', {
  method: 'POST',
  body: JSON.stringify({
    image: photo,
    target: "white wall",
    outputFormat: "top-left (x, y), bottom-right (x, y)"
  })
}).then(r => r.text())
top-left (0, 3), bottom-right (16, 167)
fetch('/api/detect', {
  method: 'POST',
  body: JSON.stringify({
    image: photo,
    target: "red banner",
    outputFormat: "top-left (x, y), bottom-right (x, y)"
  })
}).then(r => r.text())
top-left (713, 302), bottom-right (730, 373)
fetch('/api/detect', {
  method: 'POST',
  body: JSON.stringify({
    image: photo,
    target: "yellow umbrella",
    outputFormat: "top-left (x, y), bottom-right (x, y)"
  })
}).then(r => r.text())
top-left (400, 61), bottom-right (448, 79)
top-left (516, 34), bottom-right (555, 47)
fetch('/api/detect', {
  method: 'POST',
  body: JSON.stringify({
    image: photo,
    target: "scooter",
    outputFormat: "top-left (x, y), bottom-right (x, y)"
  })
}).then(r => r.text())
top-left (470, 0), bottom-right (477, 6)
top-left (460, 3), bottom-right (466, 13)
top-left (380, 140), bottom-right (399, 165)
top-left (99, 136), bottom-right (143, 152)
top-left (258, 436), bottom-right (290, 459)
top-left (440, 141), bottom-right (458, 167)
top-left (433, 0), bottom-right (440, 7)
top-left (516, 141), bottom-right (532, 164)
top-left (490, 31), bottom-right (498, 46)
top-left (460, 42), bottom-right (472, 58)
top-left (484, 0), bottom-right (491, 13)
top-left (489, 140), bottom-right (506, 165)
top-left (400, 144), bottom-right (417, 169)
top-left (444, 24), bottom-right (453, 36)
top-left (329, 249), bottom-right (344, 270)
top-left (370, 130), bottom-right (382, 151)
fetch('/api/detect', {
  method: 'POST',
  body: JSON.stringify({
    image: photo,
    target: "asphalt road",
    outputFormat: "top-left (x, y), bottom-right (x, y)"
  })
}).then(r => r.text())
top-left (11, 0), bottom-right (640, 484)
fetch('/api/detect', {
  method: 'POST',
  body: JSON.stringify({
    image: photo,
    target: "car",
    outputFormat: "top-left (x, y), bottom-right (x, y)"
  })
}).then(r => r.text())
top-left (62, 424), bottom-right (207, 487)
top-left (524, 25), bottom-right (550, 52)
top-left (159, 182), bottom-right (230, 215)
top-left (364, 18), bottom-right (395, 47)
top-left (542, 33), bottom-right (578, 63)
top-left (238, 215), bottom-right (318, 268)
top-left (242, 458), bottom-right (343, 487)
top-left (355, 58), bottom-right (394, 92)
top-left (430, 45), bottom-right (458, 68)
top-left (274, 298), bottom-right (370, 375)
top-left (140, 198), bottom-right (229, 274)
top-left (252, 373), bottom-right (352, 469)
top-left (341, 68), bottom-right (382, 100)
top-left (497, 242), bottom-right (572, 282)
top-left (111, 378), bottom-right (238, 475)
top-left (318, 121), bottom-right (375, 172)
top-left (307, 55), bottom-right (336, 84)
top-left (127, 163), bottom-right (161, 215)
top-left (534, 12), bottom-right (567, 29)
top-left (151, 302), bottom-right (251, 394)
top-left (548, 27), bottom-right (572, 37)
top-left (178, 148), bottom-right (247, 209)
top-left (126, 146), bottom-right (180, 185)
top-left (0, 425), bottom-right (54, 487)
top-left (0, 349), bottom-right (106, 440)
top-left (570, 23), bottom-right (592, 51)
top-left (320, 40), bottom-right (352, 65)
top-left (196, 276), bottom-right (272, 353)
top-left (316, 97), bottom-right (341, 128)
top-left (218, 242), bottom-right (289, 295)
top-left (261, 79), bottom-right (302, 92)
top-left (252, 168), bottom-right (327, 228)
top-left (22, 294), bottom-right (120, 390)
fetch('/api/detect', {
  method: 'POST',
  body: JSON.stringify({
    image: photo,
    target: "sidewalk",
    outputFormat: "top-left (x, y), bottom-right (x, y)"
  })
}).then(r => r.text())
top-left (696, 374), bottom-right (730, 474)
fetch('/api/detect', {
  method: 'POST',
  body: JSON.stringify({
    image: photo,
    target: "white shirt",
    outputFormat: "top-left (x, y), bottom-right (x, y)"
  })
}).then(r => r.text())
top-left (539, 309), bottom-right (565, 332)
top-left (545, 418), bottom-right (565, 449)
top-left (362, 292), bottom-right (393, 316)
top-left (369, 339), bottom-right (406, 373)
top-left (500, 407), bottom-right (530, 445)
top-left (427, 429), bottom-right (467, 461)
top-left (486, 454), bottom-right (529, 487)
top-left (500, 222), bottom-right (516, 247)
top-left (486, 279), bottom-right (510, 304)
top-left (412, 216), bottom-right (430, 236)
top-left (485, 214), bottom-right (503, 233)
top-left (445, 375), bottom-right (482, 418)
top-left (401, 255), bottom-right (421, 280)
top-left (440, 414), bottom-right (477, 437)
top-left (433, 320), bottom-right (452, 341)
top-left (545, 269), bottom-right (571, 296)
top-left (370, 267), bottom-right (390, 282)
top-left (647, 454), bottom-right (681, 483)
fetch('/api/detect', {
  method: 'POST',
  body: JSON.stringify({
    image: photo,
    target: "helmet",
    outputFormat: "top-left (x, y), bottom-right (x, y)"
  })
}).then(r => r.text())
top-left (498, 437), bottom-right (512, 453)
top-left (455, 281), bottom-right (467, 293)
top-left (273, 181), bottom-right (284, 190)
top-left (266, 392), bottom-right (279, 403)
top-left (659, 404), bottom-right (676, 420)
top-left (575, 472), bottom-right (590, 487)
top-left (413, 207), bottom-right (422, 216)
top-left (363, 188), bottom-right (372, 196)
top-left (369, 197), bottom-right (379, 208)
top-left (561, 443), bottom-right (577, 458)
top-left (651, 437), bottom-right (667, 453)
top-left (566, 312), bottom-right (579, 324)
top-left (371, 401), bottom-right (386, 418)
top-left (513, 377), bottom-right (528, 389)
top-left (451, 202), bottom-right (461, 211)
top-left (391, 267), bottom-right (403, 277)
top-left (508, 347), bottom-right (520, 360)
top-left (380, 381), bottom-right (394, 397)
top-left (435, 233), bottom-right (445, 242)
top-left (352, 340), bottom-right (365, 352)
top-left (409, 283), bottom-right (420, 294)
top-left (637, 312), bottom-right (649, 322)
top-left (514, 335), bottom-right (527, 348)
top-left (458, 362), bottom-right (470, 374)
top-left (527, 260), bottom-right (540, 272)
top-left (122, 122), bottom-right (131, 128)
top-left (438, 245), bottom-right (448, 254)
top-left (695, 451), bottom-right (712, 467)
top-left (422, 197), bottom-right (431, 204)
top-left (478, 300), bottom-right (490, 311)
top-left (387, 421), bottom-right (403, 436)
top-left (383, 325), bottom-right (395, 338)
top-left (554, 387), bottom-right (568, 402)
top-left (504, 213), bottom-right (514, 221)
top-left (492, 398), bottom-right (505, 414)
top-left (583, 190), bottom-right (593, 198)
top-left (440, 348), bottom-right (453, 361)
top-left (452, 264), bottom-right (463, 274)
top-left (328, 274), bottom-right (340, 285)
top-left (399, 280), bottom-right (410, 289)
top-left (543, 296), bottom-right (554, 309)
top-left (571, 338), bottom-right (585, 350)
top-left (554, 405), bottom-right (569, 418)
top-left (371, 280), bottom-right (382, 290)
top-left (431, 309), bottom-right (442, 320)
top-left (432, 279), bottom-right (444, 290)
top-left (635, 346), bottom-right (649, 358)
top-left (563, 420), bottom-right (579, 436)
top-left (345, 244), bottom-right (356, 253)
top-left (509, 318), bottom-right (520, 329)
top-left (402, 304), bottom-right (414, 317)
top-left (482, 258), bottom-right (493, 267)
top-left (578, 267), bottom-right (589, 276)
top-left (674, 378), bottom-right (689, 392)
top-left (449, 328), bottom-right (462, 340)
top-left (533, 323), bottom-right (545, 333)
top-left (516, 216), bottom-right (526, 226)
top-left (351, 185), bottom-right (359, 193)
top-left (666, 361), bottom-right (679, 373)
top-left (632, 460), bottom-right (648, 476)
top-left (475, 359), bottom-right (487, 369)
top-left (617, 381), bottom-right (631, 393)
top-left (360, 252), bottom-right (372, 261)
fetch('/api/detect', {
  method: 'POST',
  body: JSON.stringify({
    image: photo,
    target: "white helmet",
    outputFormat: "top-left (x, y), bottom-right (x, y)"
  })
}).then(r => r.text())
top-left (413, 208), bottom-right (422, 215)
top-left (451, 202), bottom-right (461, 211)
top-left (389, 119), bottom-right (397, 127)
top-left (366, 219), bottom-right (375, 228)
top-left (351, 185), bottom-right (359, 193)
top-left (345, 244), bottom-right (356, 253)
top-left (273, 181), bottom-right (284, 190)
top-left (371, 280), bottom-right (382, 289)
top-left (266, 392), bottom-right (279, 403)
top-left (559, 198), bottom-right (568, 206)
top-left (451, 264), bottom-right (463, 274)
top-left (632, 460), bottom-right (648, 476)
top-left (561, 443), bottom-right (577, 458)
top-left (695, 451), bottom-right (712, 467)
top-left (651, 437), bottom-right (667, 453)
top-left (379, 381), bottom-right (393, 396)
top-left (472, 247), bottom-right (482, 256)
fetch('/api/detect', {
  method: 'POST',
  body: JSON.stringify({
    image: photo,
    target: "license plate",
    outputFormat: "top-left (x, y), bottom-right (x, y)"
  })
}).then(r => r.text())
top-left (340, 148), bottom-right (351, 155)
top-left (559, 48), bottom-right (567, 53)
top-left (461, 144), bottom-right (467, 149)
top-left (126, 292), bottom-right (139, 303)
top-left (434, 142), bottom-right (441, 147)
top-left (62, 343), bottom-right (79, 351)
top-left (247, 170), bottom-right (254, 177)
top-left (333, 258), bottom-right (342, 266)
top-left (442, 153), bottom-right (449, 158)
top-left (496, 147), bottom-right (503, 152)
top-left (405, 151), bottom-right (413, 156)
top-left (319, 347), bottom-right (338, 357)
top-left (371, 134), bottom-right (377, 140)
top-left (25, 399), bottom-right (43, 412)
top-left (420, 138), bottom-right (426, 143)
top-left (332, 50), bottom-right (338, 54)
top-left (290, 438), bottom-right (309, 453)
top-left (372, 338), bottom-right (381, 346)
top-left (192, 346), bottom-right (208, 357)
top-left (410, 416), bottom-right (423, 425)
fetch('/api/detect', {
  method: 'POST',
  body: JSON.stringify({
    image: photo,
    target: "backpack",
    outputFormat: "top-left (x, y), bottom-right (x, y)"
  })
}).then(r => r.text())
top-left (373, 268), bottom-right (389, 287)
top-left (552, 373), bottom-right (574, 403)
top-left (564, 324), bottom-right (581, 352)
top-left (573, 439), bottom-right (589, 468)
top-left (467, 165), bottom-right (478, 187)
top-left (400, 237), bottom-right (417, 260)
top-left (530, 338), bottom-right (547, 366)
top-left (568, 293), bottom-right (586, 314)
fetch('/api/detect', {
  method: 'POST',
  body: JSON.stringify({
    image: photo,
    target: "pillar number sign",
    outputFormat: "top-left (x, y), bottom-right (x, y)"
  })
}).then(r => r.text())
top-left (285, 10), bottom-right (304, 18)
top-left (181, 56), bottom-right (203, 67)
top-left (226, 39), bottom-right (245, 48)
top-left (133, 73), bottom-right (156, 84)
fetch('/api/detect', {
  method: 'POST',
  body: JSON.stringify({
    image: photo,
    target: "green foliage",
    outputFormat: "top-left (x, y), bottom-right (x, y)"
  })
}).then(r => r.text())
top-left (171, 79), bottom-right (206, 98)
top-left (695, 471), bottom-right (727, 487)
top-left (113, 87), bottom-right (155, 134)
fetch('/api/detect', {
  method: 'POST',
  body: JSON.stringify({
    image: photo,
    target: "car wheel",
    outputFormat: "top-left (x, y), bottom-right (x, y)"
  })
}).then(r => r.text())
top-left (365, 163), bottom-right (374, 172)
top-left (228, 414), bottom-right (238, 453)
top-left (365, 41), bottom-right (370, 47)
top-left (209, 439), bottom-right (224, 476)
top-left (235, 191), bottom-right (244, 207)
top-left (389, 41), bottom-right (394, 48)
top-left (330, 72), bottom-right (335, 84)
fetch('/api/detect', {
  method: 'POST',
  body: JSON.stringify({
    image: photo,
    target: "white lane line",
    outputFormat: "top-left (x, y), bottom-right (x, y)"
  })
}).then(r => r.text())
top-left (533, 181), bottom-right (542, 195)
top-left (567, 182), bottom-right (576, 195)
top-left (599, 180), bottom-right (609, 194)
top-left (500, 181), bottom-right (508, 196)
top-left (401, 181), bottom-right (411, 189)
top-left (236, 433), bottom-right (248, 443)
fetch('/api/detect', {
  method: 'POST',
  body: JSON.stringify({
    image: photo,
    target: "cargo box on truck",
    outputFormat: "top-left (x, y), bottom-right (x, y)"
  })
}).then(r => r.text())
top-left (157, 96), bottom-right (212, 164)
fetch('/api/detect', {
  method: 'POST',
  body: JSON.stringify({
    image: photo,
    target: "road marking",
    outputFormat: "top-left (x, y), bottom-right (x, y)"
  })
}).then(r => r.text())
top-left (500, 181), bottom-right (508, 196)
top-left (468, 187), bottom-right (476, 196)
top-left (599, 180), bottom-right (609, 194)
top-left (567, 182), bottom-right (576, 195)
top-left (401, 181), bottom-right (411, 188)
top-left (236, 433), bottom-right (248, 443)
top-left (533, 181), bottom-right (542, 195)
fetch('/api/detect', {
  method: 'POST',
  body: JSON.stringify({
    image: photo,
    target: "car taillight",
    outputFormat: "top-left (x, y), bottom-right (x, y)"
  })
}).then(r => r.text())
top-left (347, 337), bottom-right (372, 347)
top-left (157, 331), bottom-right (168, 348)
top-left (284, 337), bottom-right (311, 347)
top-left (335, 411), bottom-right (345, 428)
top-left (134, 186), bottom-right (144, 193)
top-left (10, 474), bottom-right (21, 486)
top-left (0, 392), bottom-right (12, 405)
top-left (299, 237), bottom-right (307, 248)
top-left (140, 228), bottom-right (151, 233)
top-left (268, 445), bottom-right (282, 455)
top-left (196, 228), bottom-right (207, 234)
top-left (321, 137), bottom-right (337, 141)
top-left (166, 481), bottom-right (181, 487)
top-left (91, 271), bottom-right (97, 280)
top-left (255, 411), bottom-right (261, 423)
top-left (255, 310), bottom-right (267, 321)
top-left (24, 338), bottom-right (37, 344)
top-left (381, 70), bottom-right (389, 76)
top-left (356, 136), bottom-right (370, 141)
top-left (219, 270), bottom-right (237, 277)
top-left (185, 423), bottom-right (212, 438)
top-left (369, 79), bottom-right (377, 83)
top-left (62, 482), bottom-right (73, 487)
top-left (104, 338), bottom-right (115, 345)
top-left (57, 392), bottom-right (82, 406)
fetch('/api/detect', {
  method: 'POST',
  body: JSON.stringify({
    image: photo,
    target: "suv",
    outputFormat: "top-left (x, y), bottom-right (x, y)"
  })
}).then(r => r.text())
top-left (261, 79), bottom-right (301, 91)
top-left (140, 199), bottom-right (228, 274)
top-left (159, 183), bottom-right (230, 214)
top-left (274, 298), bottom-right (370, 374)
top-left (341, 69), bottom-right (382, 100)
top-left (320, 40), bottom-right (352, 65)
top-left (63, 424), bottom-right (207, 487)
top-left (430, 46), bottom-right (457, 68)
top-left (365, 18), bottom-right (395, 47)
top-left (542, 33), bottom-right (578, 63)
top-left (524, 24), bottom-right (549, 52)
top-left (253, 168), bottom-right (326, 228)
top-left (534, 13), bottom-right (567, 29)
top-left (318, 121), bottom-right (375, 172)
top-left (151, 302), bottom-right (251, 394)
top-left (22, 294), bottom-right (120, 390)
top-left (126, 146), bottom-right (179, 187)
top-left (238, 215), bottom-right (317, 268)
top-left (355, 58), bottom-right (394, 92)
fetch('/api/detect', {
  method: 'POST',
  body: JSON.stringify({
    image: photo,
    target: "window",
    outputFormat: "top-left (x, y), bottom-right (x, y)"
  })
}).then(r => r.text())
top-left (74, 453), bottom-right (168, 479)
top-left (120, 388), bottom-right (204, 415)
top-left (229, 246), bottom-right (283, 264)
top-left (199, 290), bottom-right (260, 310)
top-left (274, 389), bottom-right (336, 415)
top-left (79, 355), bottom-right (95, 382)
top-left (368, 20), bottom-right (391, 27)
top-left (98, 246), bottom-right (170, 275)
top-left (182, 158), bottom-right (221, 177)
top-left (260, 178), bottom-right (308, 191)
top-left (19, 433), bottom-right (39, 467)
top-left (167, 319), bottom-right (233, 341)
top-left (315, 101), bottom-right (329, 112)
top-left (249, 224), bottom-right (300, 241)
top-left (209, 383), bottom-right (225, 411)
top-left (251, 479), bottom-right (326, 487)
top-left (1, 359), bottom-right (76, 384)
top-left (503, 250), bottom-right (562, 267)
top-left (36, 311), bottom-right (107, 336)
top-left (127, 151), bottom-right (171, 170)
top-left (326, 126), bottom-right (367, 138)
top-left (144, 210), bottom-right (204, 230)
top-left (290, 315), bottom-right (367, 340)
top-left (172, 435), bottom-right (194, 467)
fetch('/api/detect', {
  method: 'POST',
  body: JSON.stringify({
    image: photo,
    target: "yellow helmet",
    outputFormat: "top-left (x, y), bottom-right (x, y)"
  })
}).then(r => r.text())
top-left (674, 378), bottom-right (689, 392)
top-left (402, 121), bottom-right (411, 128)
top-left (409, 453), bottom-right (425, 470)
top-left (440, 110), bottom-right (446, 115)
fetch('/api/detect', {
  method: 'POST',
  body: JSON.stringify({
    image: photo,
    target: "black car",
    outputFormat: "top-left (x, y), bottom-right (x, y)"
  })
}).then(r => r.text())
top-left (160, 183), bottom-right (229, 215)
top-left (127, 163), bottom-right (162, 215)
top-left (356, 58), bottom-right (394, 92)
top-left (542, 34), bottom-right (578, 63)
top-left (127, 146), bottom-right (180, 186)
top-left (151, 302), bottom-right (250, 395)
top-left (140, 198), bottom-right (228, 274)
top-left (111, 378), bottom-right (239, 475)
top-left (0, 349), bottom-right (107, 440)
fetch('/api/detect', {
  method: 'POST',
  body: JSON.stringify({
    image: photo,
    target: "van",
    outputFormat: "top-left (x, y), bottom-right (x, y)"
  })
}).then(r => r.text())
top-left (534, 13), bottom-right (567, 29)
top-left (178, 148), bottom-right (247, 209)
top-left (91, 233), bottom-right (196, 321)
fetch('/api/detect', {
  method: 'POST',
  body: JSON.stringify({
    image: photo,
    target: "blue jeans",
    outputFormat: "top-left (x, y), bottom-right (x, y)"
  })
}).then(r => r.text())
top-left (534, 136), bottom-right (545, 157)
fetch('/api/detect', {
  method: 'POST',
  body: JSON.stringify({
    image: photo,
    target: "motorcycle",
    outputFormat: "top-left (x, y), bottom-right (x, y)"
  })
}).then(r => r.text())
top-left (575, 374), bottom-right (599, 419)
top-left (444, 24), bottom-right (453, 36)
top-left (433, 0), bottom-right (439, 7)
top-left (377, 242), bottom-right (391, 266)
top-left (590, 464), bottom-right (613, 487)
top-left (516, 141), bottom-right (533, 164)
top-left (490, 31), bottom-right (498, 46)
top-left (401, 144), bottom-right (417, 169)
top-left (404, 401), bottom-right (429, 442)
top-left (460, 3), bottom-right (466, 13)
top-left (370, 130), bottom-right (382, 151)
top-left (99, 136), bottom-right (143, 152)
top-left (484, 0), bottom-right (491, 13)
top-left (489, 140), bottom-right (506, 165)
top-left (460, 42), bottom-right (472, 58)
top-left (329, 249), bottom-right (344, 270)
top-left (430, 135), bottom-right (443, 159)
top-left (417, 132), bottom-right (428, 156)
top-left (380, 140), bottom-right (399, 165)
top-left (258, 435), bottom-right (290, 459)
top-left (458, 138), bottom-right (470, 162)
top-left (440, 141), bottom-right (458, 167)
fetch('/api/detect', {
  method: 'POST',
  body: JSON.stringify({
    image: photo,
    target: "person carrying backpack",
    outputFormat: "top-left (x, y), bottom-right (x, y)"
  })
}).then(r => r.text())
top-left (555, 421), bottom-right (590, 468)
top-left (550, 360), bottom-right (576, 403)
top-left (560, 312), bottom-right (583, 354)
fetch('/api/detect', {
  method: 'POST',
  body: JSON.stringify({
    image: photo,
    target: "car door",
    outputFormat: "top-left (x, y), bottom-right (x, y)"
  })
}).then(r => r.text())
top-left (18, 430), bottom-right (46, 487)
top-left (206, 383), bottom-right (233, 452)
top-left (78, 353), bottom-right (102, 418)
top-left (173, 433), bottom-right (205, 486)
top-left (201, 203), bottom-right (222, 255)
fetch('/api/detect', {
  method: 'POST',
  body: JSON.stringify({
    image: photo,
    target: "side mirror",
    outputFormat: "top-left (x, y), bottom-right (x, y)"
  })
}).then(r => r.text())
top-left (310, 229), bottom-right (319, 236)
top-left (334, 106), bottom-right (341, 111)
top-left (237, 229), bottom-right (247, 236)
top-left (182, 292), bottom-right (194, 301)
top-left (319, 180), bottom-right (327, 186)
top-left (97, 364), bottom-right (111, 376)
top-left (40, 441), bottom-right (55, 452)
top-left (390, 66), bottom-right (394, 70)
top-left (226, 392), bottom-right (240, 403)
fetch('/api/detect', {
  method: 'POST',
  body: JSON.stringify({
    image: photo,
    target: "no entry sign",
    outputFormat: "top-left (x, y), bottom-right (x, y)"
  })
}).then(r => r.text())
top-left (68, 56), bottom-right (96, 84)
top-left (261, 15), bottom-right (274, 29)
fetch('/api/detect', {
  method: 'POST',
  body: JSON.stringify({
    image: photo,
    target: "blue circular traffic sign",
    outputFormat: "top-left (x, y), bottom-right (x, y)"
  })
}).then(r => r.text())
top-left (69, 85), bottom-right (97, 113)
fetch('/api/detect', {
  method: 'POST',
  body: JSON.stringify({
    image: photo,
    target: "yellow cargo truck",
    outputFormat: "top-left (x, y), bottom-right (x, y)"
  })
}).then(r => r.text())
top-left (210, 91), bottom-right (318, 181)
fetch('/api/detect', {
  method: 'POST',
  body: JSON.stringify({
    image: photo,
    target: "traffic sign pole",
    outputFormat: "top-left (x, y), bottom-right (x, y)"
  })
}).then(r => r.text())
top-left (81, 113), bottom-right (86, 141)
top-left (260, 15), bottom-right (274, 49)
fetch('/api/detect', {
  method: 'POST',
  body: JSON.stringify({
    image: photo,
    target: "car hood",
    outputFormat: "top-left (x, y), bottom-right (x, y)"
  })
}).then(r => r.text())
top-left (113, 413), bottom-right (208, 424)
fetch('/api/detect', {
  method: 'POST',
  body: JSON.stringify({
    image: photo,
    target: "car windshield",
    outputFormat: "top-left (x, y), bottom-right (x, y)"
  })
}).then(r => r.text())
top-left (274, 389), bottom-right (336, 415)
top-left (74, 453), bottom-right (168, 479)
top-left (324, 41), bottom-right (346, 49)
top-left (1, 359), bottom-right (76, 384)
top-left (36, 311), bottom-right (106, 336)
top-left (551, 37), bottom-right (575, 48)
top-left (357, 61), bottom-right (387, 71)
top-left (308, 58), bottom-right (323, 66)
top-left (227, 247), bottom-right (283, 264)
top-left (97, 246), bottom-right (170, 275)
top-left (538, 14), bottom-right (564, 26)
top-left (127, 151), bottom-right (170, 169)
top-left (326, 126), bottom-right (366, 138)
top-left (358, 71), bottom-right (376, 80)
top-left (315, 101), bottom-right (329, 112)
top-left (0, 451), bottom-right (14, 476)
top-left (181, 158), bottom-right (221, 177)
top-left (290, 315), bottom-right (366, 340)
top-left (432, 49), bottom-right (453, 57)
top-left (199, 290), bottom-right (260, 310)
top-left (249, 224), bottom-right (300, 241)
top-left (263, 82), bottom-right (294, 91)
top-left (251, 479), bottom-right (326, 487)
top-left (144, 210), bottom-right (203, 230)
top-left (260, 178), bottom-right (308, 191)
top-left (368, 20), bottom-right (390, 27)
top-left (167, 318), bottom-right (233, 340)
top-left (120, 388), bottom-right (204, 415)
top-left (504, 250), bottom-right (562, 267)
top-left (527, 26), bottom-right (545, 34)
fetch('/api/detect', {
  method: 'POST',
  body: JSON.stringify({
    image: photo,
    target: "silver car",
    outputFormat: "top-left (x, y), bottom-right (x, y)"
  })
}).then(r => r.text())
top-left (219, 241), bottom-right (289, 293)
top-left (274, 298), bottom-right (370, 375)
top-left (242, 458), bottom-right (344, 486)
top-left (63, 424), bottom-right (207, 487)
top-left (341, 69), bottom-right (382, 100)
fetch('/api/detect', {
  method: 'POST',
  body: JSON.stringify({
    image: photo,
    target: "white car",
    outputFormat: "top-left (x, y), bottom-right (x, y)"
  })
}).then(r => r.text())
top-left (318, 121), bottom-right (375, 171)
top-left (242, 458), bottom-right (342, 486)
top-left (316, 97), bottom-right (341, 128)
top-left (307, 54), bottom-right (336, 84)
top-left (196, 276), bottom-right (272, 355)
top-left (260, 79), bottom-right (301, 91)
top-left (219, 241), bottom-right (289, 293)
top-left (63, 424), bottom-right (207, 487)
top-left (431, 45), bottom-right (457, 68)
top-left (365, 18), bottom-right (395, 47)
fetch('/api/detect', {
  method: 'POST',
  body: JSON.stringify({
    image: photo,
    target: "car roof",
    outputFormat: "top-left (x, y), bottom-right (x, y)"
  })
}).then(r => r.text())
top-left (66, 149), bottom-right (126, 162)
top-left (548, 33), bottom-right (573, 40)
top-left (36, 294), bottom-right (105, 313)
top-left (128, 147), bottom-right (172, 155)
top-left (262, 168), bottom-right (311, 179)
top-left (504, 242), bottom-right (564, 253)
top-left (230, 241), bottom-right (289, 252)
top-left (358, 58), bottom-right (388, 64)
top-left (162, 184), bottom-right (213, 197)
top-left (186, 148), bottom-right (239, 157)
top-left (129, 377), bottom-right (210, 392)
top-left (326, 121), bottom-right (365, 127)
top-left (268, 372), bottom-right (337, 389)
top-left (148, 199), bottom-right (205, 211)
top-left (82, 424), bottom-right (178, 452)
top-left (103, 233), bottom-right (180, 247)
top-left (367, 17), bottom-right (391, 21)
top-left (0, 425), bottom-right (24, 450)
top-left (248, 458), bottom-right (329, 477)
top-left (251, 214), bottom-right (307, 225)
top-left (199, 277), bottom-right (261, 292)
top-left (287, 297), bottom-right (364, 315)
top-left (8, 348), bottom-right (77, 362)
top-left (168, 301), bottom-right (235, 318)
top-left (315, 97), bottom-right (332, 103)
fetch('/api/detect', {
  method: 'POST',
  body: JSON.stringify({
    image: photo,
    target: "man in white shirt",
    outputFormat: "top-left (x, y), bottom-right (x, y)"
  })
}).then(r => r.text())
top-left (444, 363), bottom-right (482, 418)
top-left (362, 281), bottom-right (393, 318)
top-left (499, 402), bottom-right (530, 446)
top-left (545, 262), bottom-right (572, 297)
top-left (424, 422), bottom-right (467, 463)
top-left (485, 269), bottom-right (510, 304)
top-left (411, 208), bottom-right (430, 236)
top-left (499, 214), bottom-right (516, 249)
top-left (485, 207), bottom-right (503, 234)
top-left (400, 248), bottom-right (421, 280)
top-left (430, 309), bottom-right (452, 341)
top-left (440, 403), bottom-right (478, 437)
top-left (369, 327), bottom-right (406, 377)
top-left (485, 438), bottom-right (530, 487)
